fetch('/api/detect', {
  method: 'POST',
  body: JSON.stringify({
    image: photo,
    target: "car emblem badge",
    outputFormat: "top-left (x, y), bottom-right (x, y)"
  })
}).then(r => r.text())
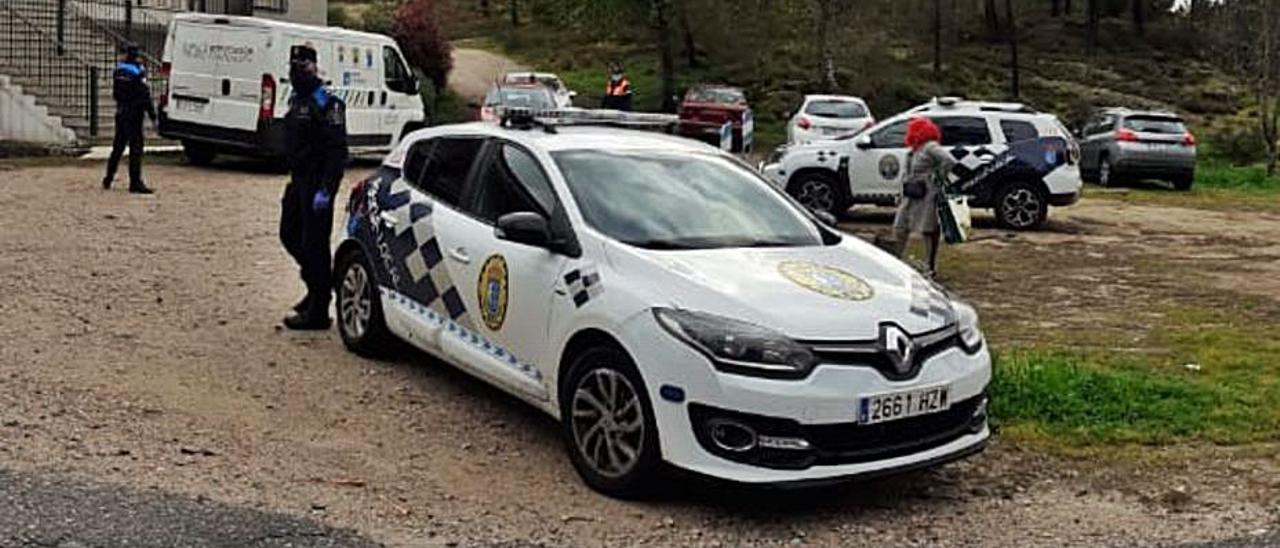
top-left (880, 324), bottom-right (916, 374)
top-left (778, 261), bottom-right (874, 302)
top-left (477, 255), bottom-right (509, 331)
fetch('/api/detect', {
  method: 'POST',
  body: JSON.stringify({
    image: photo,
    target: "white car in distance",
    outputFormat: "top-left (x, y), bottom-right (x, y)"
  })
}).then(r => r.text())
top-left (787, 95), bottom-right (875, 144)
top-left (503, 72), bottom-right (577, 108)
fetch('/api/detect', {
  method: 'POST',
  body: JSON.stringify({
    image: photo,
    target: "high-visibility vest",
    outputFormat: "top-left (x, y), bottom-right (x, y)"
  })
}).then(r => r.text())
top-left (606, 78), bottom-right (631, 96)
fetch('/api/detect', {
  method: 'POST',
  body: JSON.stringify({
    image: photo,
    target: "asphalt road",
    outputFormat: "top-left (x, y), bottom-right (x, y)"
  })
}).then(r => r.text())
top-left (0, 467), bottom-right (380, 548)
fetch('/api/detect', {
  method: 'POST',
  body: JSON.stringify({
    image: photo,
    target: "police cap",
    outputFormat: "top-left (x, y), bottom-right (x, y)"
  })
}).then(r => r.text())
top-left (290, 44), bottom-right (318, 64)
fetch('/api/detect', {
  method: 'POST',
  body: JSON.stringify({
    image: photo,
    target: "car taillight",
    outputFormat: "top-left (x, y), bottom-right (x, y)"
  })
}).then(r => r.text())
top-left (1182, 132), bottom-right (1197, 146)
top-left (797, 116), bottom-right (812, 130)
top-left (259, 73), bottom-right (276, 121)
top-left (1115, 128), bottom-right (1139, 142)
top-left (158, 61), bottom-right (171, 111)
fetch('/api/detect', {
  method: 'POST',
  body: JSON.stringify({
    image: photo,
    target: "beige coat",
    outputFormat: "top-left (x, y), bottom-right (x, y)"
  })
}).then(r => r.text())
top-left (893, 141), bottom-right (955, 234)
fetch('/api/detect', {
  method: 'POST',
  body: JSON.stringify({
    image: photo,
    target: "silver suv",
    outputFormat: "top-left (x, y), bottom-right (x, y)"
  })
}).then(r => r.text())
top-left (1079, 109), bottom-right (1197, 190)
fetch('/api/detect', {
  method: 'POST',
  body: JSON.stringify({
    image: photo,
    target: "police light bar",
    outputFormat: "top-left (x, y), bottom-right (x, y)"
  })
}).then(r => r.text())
top-left (497, 107), bottom-right (678, 133)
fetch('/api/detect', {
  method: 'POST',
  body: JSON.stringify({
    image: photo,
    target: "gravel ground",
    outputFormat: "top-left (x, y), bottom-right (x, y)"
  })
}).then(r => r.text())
top-left (0, 160), bottom-right (1276, 547)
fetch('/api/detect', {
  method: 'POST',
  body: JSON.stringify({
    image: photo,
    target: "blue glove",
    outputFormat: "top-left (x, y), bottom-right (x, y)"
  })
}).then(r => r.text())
top-left (312, 189), bottom-right (332, 211)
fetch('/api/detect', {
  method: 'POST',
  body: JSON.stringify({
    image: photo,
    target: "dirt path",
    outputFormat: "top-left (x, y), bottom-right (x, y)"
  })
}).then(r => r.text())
top-left (0, 162), bottom-right (1276, 547)
top-left (448, 48), bottom-right (525, 101)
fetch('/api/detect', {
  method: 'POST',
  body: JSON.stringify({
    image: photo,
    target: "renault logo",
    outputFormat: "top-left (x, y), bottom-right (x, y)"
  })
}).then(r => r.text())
top-left (879, 324), bottom-right (917, 375)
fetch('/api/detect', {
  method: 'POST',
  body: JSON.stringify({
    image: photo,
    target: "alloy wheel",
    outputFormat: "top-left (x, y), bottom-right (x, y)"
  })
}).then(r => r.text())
top-left (339, 261), bottom-right (372, 340)
top-left (1001, 187), bottom-right (1043, 228)
top-left (796, 179), bottom-right (835, 212)
top-left (570, 368), bottom-right (645, 479)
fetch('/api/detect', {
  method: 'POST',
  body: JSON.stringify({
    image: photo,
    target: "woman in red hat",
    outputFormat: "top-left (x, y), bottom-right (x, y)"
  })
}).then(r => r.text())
top-left (892, 116), bottom-right (954, 277)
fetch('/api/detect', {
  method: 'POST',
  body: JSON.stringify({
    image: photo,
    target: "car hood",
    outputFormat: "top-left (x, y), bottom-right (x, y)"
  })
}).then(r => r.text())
top-left (606, 242), bottom-right (954, 340)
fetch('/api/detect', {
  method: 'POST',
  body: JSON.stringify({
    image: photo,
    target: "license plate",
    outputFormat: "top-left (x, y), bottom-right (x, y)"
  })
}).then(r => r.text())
top-left (176, 99), bottom-right (206, 113)
top-left (858, 385), bottom-right (950, 425)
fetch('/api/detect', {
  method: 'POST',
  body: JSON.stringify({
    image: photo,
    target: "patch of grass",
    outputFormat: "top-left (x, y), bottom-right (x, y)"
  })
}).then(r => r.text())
top-left (1084, 160), bottom-right (1279, 212)
top-left (992, 303), bottom-right (1280, 447)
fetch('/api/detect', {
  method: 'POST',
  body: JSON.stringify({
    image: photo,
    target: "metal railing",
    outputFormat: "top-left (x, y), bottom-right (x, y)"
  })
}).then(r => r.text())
top-left (0, 1), bottom-right (101, 138)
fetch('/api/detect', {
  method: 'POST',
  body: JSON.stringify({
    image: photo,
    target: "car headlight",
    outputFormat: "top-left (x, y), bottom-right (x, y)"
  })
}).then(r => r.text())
top-left (653, 308), bottom-right (816, 379)
top-left (954, 301), bottom-right (984, 352)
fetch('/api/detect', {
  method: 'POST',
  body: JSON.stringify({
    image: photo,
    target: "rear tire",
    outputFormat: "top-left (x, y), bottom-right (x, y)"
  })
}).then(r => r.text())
top-left (787, 171), bottom-right (846, 216)
top-left (1172, 172), bottom-right (1194, 191)
top-left (994, 181), bottom-right (1048, 230)
top-left (182, 140), bottom-right (216, 166)
top-left (561, 345), bottom-right (662, 499)
top-left (335, 248), bottom-right (393, 358)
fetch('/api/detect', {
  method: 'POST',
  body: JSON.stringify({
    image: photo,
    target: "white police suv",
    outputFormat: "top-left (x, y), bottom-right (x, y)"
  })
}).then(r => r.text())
top-left (762, 98), bottom-right (1082, 230)
top-left (335, 111), bottom-right (991, 497)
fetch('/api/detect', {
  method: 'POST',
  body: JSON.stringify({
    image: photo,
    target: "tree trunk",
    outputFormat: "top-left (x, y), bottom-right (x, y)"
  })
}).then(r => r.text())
top-left (1132, 0), bottom-right (1145, 36)
top-left (1064, 0), bottom-right (1072, 16)
top-left (933, 0), bottom-right (942, 77)
top-left (1085, 0), bottom-right (1099, 55)
top-left (480, 0), bottom-right (489, 18)
top-left (1006, 0), bottom-right (1020, 98)
top-left (677, 2), bottom-right (698, 68)
top-left (984, 0), bottom-right (1001, 38)
top-left (654, 0), bottom-right (677, 112)
top-left (1263, 94), bottom-right (1279, 175)
top-left (509, 0), bottom-right (519, 27)
top-left (816, 0), bottom-right (838, 91)
top-left (1051, 0), bottom-right (1060, 17)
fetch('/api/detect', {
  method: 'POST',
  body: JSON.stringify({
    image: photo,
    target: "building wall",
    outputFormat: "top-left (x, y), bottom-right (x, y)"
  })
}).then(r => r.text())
top-left (256, 0), bottom-right (326, 26)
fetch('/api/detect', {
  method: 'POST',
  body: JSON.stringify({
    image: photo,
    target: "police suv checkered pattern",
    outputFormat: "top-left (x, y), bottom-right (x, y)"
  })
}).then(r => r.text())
top-left (948, 144), bottom-right (1009, 182)
top-left (374, 178), bottom-right (473, 329)
top-left (909, 277), bottom-right (955, 325)
top-left (563, 267), bottom-right (603, 308)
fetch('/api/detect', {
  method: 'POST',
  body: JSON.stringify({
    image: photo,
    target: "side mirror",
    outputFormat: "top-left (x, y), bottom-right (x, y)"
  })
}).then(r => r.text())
top-left (814, 210), bottom-right (838, 227)
top-left (854, 134), bottom-right (873, 149)
top-left (496, 212), bottom-right (551, 248)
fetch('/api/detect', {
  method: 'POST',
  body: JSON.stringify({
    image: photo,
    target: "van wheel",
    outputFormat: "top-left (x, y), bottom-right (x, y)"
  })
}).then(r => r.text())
top-left (335, 248), bottom-right (393, 357)
top-left (561, 345), bottom-right (662, 499)
top-left (994, 181), bottom-right (1048, 230)
top-left (182, 141), bottom-right (215, 166)
top-left (788, 172), bottom-right (845, 216)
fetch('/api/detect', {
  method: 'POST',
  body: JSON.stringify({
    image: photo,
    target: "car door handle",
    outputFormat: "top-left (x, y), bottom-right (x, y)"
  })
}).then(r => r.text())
top-left (378, 211), bottom-right (398, 227)
top-left (447, 246), bottom-right (470, 264)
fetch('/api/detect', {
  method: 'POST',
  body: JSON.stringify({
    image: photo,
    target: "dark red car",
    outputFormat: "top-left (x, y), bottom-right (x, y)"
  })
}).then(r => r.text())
top-left (677, 85), bottom-right (753, 153)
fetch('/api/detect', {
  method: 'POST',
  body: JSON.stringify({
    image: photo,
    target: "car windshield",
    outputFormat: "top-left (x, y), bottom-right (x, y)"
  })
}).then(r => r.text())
top-left (805, 100), bottom-right (868, 119)
top-left (488, 88), bottom-right (554, 109)
top-left (553, 150), bottom-right (824, 250)
top-left (686, 88), bottom-right (745, 105)
top-left (1123, 116), bottom-right (1186, 134)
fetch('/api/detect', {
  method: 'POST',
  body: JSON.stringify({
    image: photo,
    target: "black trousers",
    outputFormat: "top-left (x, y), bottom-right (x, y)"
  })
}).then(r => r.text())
top-left (104, 112), bottom-right (145, 186)
top-left (279, 182), bottom-right (335, 310)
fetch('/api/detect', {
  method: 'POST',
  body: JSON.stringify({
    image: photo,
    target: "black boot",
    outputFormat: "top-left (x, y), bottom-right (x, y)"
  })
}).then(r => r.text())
top-left (129, 182), bottom-right (154, 195)
top-left (284, 300), bottom-right (331, 331)
top-left (292, 294), bottom-right (311, 314)
top-left (102, 177), bottom-right (113, 190)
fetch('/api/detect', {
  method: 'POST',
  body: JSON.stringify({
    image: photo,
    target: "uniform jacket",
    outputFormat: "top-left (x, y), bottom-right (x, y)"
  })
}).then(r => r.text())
top-left (284, 86), bottom-right (348, 194)
top-left (113, 61), bottom-right (156, 119)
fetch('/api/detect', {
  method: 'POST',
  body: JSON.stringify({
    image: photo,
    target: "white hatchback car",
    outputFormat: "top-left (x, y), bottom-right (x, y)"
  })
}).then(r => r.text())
top-left (787, 95), bottom-right (875, 144)
top-left (335, 113), bottom-right (991, 497)
top-left (503, 72), bottom-right (577, 108)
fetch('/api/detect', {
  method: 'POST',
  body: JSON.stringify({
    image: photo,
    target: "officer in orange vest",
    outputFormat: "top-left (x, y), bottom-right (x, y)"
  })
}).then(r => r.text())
top-left (602, 63), bottom-right (633, 111)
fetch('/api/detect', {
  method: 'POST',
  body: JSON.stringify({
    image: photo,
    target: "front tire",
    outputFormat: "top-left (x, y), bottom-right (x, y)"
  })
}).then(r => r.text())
top-left (787, 171), bottom-right (845, 216)
top-left (335, 248), bottom-right (393, 357)
top-left (1172, 172), bottom-right (1194, 191)
top-left (561, 345), bottom-right (661, 499)
top-left (182, 140), bottom-right (216, 166)
top-left (994, 181), bottom-right (1048, 230)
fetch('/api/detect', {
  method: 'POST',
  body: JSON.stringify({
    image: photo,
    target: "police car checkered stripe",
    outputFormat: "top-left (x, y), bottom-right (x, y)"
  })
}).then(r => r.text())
top-left (564, 267), bottom-right (603, 308)
top-left (374, 178), bottom-right (473, 329)
top-left (383, 288), bottom-right (542, 384)
top-left (909, 278), bottom-right (955, 325)
top-left (948, 144), bottom-right (1008, 181)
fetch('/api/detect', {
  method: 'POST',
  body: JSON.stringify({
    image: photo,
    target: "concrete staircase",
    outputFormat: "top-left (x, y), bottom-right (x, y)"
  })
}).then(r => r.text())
top-left (0, 0), bottom-right (166, 145)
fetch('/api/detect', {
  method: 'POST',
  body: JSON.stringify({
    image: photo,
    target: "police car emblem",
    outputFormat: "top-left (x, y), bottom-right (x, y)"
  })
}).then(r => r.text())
top-left (477, 255), bottom-right (509, 331)
top-left (778, 261), bottom-right (874, 301)
top-left (878, 155), bottom-right (900, 180)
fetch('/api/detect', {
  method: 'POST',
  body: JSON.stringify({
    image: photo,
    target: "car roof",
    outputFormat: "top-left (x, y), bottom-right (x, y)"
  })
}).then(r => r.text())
top-left (387, 122), bottom-right (719, 168)
top-left (504, 71), bottom-right (561, 80)
top-left (172, 13), bottom-right (396, 45)
top-left (1099, 107), bottom-right (1182, 119)
top-left (804, 94), bottom-right (867, 103)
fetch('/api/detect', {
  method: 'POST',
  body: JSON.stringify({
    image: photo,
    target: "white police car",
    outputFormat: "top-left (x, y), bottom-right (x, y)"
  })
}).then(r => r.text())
top-left (334, 111), bottom-right (991, 497)
top-left (762, 98), bottom-right (1082, 230)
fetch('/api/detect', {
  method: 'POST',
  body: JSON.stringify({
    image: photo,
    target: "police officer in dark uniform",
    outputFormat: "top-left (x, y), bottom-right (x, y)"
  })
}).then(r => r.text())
top-left (279, 44), bottom-right (347, 330)
top-left (102, 44), bottom-right (156, 194)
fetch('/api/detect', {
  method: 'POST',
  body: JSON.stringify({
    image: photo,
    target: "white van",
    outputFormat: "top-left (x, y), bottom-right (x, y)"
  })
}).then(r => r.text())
top-left (158, 13), bottom-right (427, 164)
